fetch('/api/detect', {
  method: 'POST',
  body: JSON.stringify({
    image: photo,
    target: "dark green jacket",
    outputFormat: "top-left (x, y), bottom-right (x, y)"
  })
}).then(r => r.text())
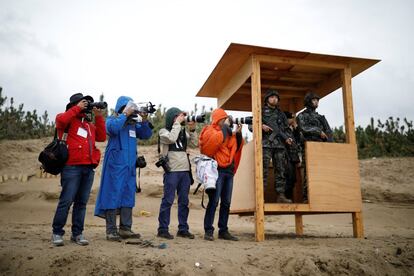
top-left (262, 105), bottom-right (289, 149)
top-left (297, 108), bottom-right (333, 142)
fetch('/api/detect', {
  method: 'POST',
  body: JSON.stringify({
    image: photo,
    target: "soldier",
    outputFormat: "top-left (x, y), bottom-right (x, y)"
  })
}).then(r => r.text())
top-left (262, 89), bottom-right (292, 203)
top-left (297, 92), bottom-right (333, 201)
top-left (283, 112), bottom-right (302, 200)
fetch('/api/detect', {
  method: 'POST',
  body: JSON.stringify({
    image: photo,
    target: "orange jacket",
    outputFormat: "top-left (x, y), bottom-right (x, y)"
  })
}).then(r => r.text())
top-left (199, 109), bottom-right (243, 173)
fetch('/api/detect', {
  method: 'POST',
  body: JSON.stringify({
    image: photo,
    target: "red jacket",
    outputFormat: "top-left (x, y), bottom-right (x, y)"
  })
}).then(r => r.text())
top-left (56, 105), bottom-right (106, 167)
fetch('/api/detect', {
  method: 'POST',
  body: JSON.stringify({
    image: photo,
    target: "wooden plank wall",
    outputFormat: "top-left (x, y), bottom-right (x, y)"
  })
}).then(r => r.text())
top-left (306, 142), bottom-right (362, 212)
top-left (230, 141), bottom-right (256, 213)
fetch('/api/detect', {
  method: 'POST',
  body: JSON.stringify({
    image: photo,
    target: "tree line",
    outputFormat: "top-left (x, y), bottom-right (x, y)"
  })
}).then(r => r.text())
top-left (1, 88), bottom-right (413, 159)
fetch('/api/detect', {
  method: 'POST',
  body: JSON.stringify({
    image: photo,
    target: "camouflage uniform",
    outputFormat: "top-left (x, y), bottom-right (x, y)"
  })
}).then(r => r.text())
top-left (297, 92), bottom-right (333, 200)
top-left (284, 114), bottom-right (302, 200)
top-left (262, 90), bottom-right (289, 195)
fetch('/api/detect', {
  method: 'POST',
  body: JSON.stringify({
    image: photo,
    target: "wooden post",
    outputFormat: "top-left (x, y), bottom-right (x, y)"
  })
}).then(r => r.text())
top-left (251, 56), bottom-right (265, 242)
top-left (343, 65), bottom-right (364, 238)
top-left (341, 65), bottom-right (356, 144)
top-left (352, 212), bottom-right (364, 238)
top-left (295, 214), bottom-right (304, 236)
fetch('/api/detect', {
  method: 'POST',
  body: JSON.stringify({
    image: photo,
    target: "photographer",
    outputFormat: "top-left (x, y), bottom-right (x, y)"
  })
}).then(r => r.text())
top-left (94, 96), bottom-right (152, 241)
top-left (157, 107), bottom-right (198, 240)
top-left (199, 108), bottom-right (244, 241)
top-left (51, 93), bottom-right (106, 246)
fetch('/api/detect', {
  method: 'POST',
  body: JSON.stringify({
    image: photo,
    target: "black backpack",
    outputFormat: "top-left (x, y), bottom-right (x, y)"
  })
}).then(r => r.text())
top-left (38, 126), bottom-right (70, 175)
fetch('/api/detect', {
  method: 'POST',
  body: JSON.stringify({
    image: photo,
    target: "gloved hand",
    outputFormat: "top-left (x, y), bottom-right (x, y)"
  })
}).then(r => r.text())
top-left (123, 101), bottom-right (138, 117)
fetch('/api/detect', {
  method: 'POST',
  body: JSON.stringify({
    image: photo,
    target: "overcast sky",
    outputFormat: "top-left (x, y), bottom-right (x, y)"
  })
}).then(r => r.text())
top-left (1, 0), bottom-right (413, 128)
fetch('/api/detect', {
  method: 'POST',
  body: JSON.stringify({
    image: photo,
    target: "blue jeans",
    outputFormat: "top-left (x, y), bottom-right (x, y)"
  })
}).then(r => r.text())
top-left (204, 170), bottom-right (234, 235)
top-left (52, 165), bottom-right (95, 236)
top-left (158, 171), bottom-right (191, 233)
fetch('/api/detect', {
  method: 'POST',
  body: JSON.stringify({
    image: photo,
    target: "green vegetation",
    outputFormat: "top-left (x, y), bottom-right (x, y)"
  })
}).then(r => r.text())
top-left (1, 88), bottom-right (413, 159)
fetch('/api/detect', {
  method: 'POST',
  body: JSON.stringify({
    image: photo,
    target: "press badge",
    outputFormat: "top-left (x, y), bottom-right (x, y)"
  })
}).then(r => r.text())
top-left (77, 127), bottom-right (88, 138)
top-left (129, 130), bottom-right (136, 138)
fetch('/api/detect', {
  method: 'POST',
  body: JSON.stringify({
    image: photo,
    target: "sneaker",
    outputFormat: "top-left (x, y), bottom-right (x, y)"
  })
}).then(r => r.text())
top-left (106, 232), bottom-right (122, 242)
top-left (71, 234), bottom-right (89, 246)
top-left (277, 194), bottom-right (292, 203)
top-left (119, 229), bottom-right (141, 239)
top-left (176, 231), bottom-right (195, 239)
top-left (157, 231), bottom-right (174, 240)
top-left (51, 234), bottom-right (64, 246)
top-left (204, 233), bottom-right (214, 241)
top-left (218, 231), bottom-right (239, 241)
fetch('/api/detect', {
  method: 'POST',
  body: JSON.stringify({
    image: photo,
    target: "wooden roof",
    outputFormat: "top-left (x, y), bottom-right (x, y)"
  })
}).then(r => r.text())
top-left (196, 43), bottom-right (380, 112)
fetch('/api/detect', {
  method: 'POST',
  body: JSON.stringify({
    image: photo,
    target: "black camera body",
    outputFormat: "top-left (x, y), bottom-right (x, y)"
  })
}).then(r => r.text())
top-left (85, 101), bottom-right (108, 113)
top-left (136, 155), bottom-right (147, 168)
top-left (155, 156), bottom-right (171, 173)
top-left (185, 113), bottom-right (206, 123)
top-left (136, 102), bottom-right (157, 114)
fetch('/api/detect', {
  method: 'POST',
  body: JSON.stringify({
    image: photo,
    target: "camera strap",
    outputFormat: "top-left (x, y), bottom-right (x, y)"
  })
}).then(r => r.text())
top-left (136, 168), bottom-right (141, 193)
top-left (157, 134), bottom-right (161, 154)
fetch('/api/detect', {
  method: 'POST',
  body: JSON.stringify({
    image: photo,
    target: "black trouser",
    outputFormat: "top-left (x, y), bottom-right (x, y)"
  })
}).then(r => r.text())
top-left (300, 150), bottom-right (308, 200)
top-left (105, 208), bottom-right (132, 235)
top-left (285, 161), bottom-right (297, 199)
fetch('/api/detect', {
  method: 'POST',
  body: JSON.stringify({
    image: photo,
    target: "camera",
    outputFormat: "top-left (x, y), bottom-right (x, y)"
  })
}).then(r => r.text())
top-left (155, 156), bottom-right (171, 173)
top-left (136, 155), bottom-right (147, 168)
top-left (85, 101), bottom-right (108, 113)
top-left (136, 102), bottom-right (157, 114)
top-left (126, 102), bottom-right (157, 122)
top-left (185, 113), bottom-right (206, 123)
top-left (228, 116), bottom-right (253, 127)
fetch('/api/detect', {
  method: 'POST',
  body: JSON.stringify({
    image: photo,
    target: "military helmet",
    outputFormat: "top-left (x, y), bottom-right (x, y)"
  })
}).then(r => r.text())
top-left (304, 92), bottom-right (320, 108)
top-left (264, 89), bottom-right (280, 103)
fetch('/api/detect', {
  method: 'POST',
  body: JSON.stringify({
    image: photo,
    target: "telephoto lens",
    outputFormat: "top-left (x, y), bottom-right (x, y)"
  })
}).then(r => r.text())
top-left (186, 114), bottom-right (206, 123)
top-left (87, 101), bottom-right (108, 110)
top-left (234, 116), bottom-right (253, 125)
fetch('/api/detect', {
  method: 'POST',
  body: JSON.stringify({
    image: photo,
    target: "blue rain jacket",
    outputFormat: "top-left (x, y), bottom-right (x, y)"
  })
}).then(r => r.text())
top-left (95, 96), bottom-right (152, 217)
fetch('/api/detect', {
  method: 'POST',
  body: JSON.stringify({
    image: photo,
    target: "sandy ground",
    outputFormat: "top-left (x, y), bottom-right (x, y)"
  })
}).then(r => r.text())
top-left (0, 139), bottom-right (413, 275)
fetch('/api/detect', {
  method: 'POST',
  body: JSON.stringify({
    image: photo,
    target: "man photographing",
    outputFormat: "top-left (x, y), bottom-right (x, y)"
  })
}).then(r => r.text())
top-left (94, 96), bottom-right (153, 241)
top-left (157, 107), bottom-right (198, 240)
top-left (51, 93), bottom-right (106, 246)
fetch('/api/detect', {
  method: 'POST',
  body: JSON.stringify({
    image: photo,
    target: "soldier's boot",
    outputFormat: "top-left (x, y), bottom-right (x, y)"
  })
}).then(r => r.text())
top-left (277, 194), bottom-right (292, 203)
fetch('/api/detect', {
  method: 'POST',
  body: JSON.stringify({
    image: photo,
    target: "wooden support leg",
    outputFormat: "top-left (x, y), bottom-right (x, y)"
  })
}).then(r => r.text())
top-left (352, 212), bottom-right (364, 238)
top-left (252, 57), bottom-right (265, 242)
top-left (295, 214), bottom-right (304, 236)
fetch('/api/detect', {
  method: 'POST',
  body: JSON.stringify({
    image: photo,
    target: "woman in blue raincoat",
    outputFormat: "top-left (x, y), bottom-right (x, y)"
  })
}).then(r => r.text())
top-left (95, 96), bottom-right (152, 241)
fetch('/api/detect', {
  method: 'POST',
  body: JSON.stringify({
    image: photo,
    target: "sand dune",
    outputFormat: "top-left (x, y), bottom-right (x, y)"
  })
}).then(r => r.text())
top-left (0, 138), bottom-right (413, 275)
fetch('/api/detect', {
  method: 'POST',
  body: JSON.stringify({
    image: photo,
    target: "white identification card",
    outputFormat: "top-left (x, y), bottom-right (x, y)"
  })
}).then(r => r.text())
top-left (77, 127), bottom-right (88, 138)
top-left (129, 130), bottom-right (136, 138)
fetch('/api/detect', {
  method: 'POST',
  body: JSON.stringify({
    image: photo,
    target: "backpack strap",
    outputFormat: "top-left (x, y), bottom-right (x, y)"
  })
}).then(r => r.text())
top-left (56, 124), bottom-right (71, 141)
top-left (193, 183), bottom-right (202, 195)
top-left (192, 183), bottom-right (208, 209)
top-left (201, 189), bottom-right (207, 209)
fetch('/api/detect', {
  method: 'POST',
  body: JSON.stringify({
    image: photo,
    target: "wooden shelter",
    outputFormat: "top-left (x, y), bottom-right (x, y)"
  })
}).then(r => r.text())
top-left (196, 43), bottom-right (380, 241)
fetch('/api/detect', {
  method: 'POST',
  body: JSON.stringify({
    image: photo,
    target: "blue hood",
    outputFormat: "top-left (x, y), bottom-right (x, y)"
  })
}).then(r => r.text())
top-left (115, 96), bottom-right (133, 114)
